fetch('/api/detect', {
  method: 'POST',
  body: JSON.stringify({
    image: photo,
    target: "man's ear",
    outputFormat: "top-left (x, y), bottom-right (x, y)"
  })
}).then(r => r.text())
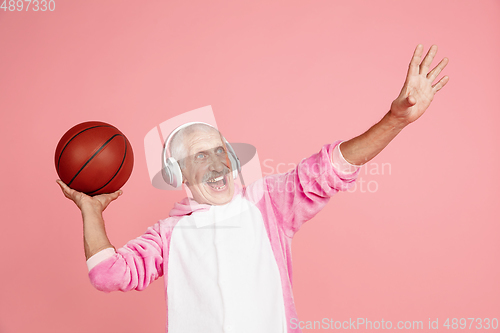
top-left (180, 169), bottom-right (188, 184)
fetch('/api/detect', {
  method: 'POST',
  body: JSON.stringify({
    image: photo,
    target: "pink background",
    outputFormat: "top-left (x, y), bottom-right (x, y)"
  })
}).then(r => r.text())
top-left (1, 1), bottom-right (499, 332)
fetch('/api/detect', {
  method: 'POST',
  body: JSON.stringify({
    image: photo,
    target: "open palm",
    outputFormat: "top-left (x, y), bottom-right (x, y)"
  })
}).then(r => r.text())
top-left (390, 44), bottom-right (449, 125)
top-left (56, 179), bottom-right (122, 212)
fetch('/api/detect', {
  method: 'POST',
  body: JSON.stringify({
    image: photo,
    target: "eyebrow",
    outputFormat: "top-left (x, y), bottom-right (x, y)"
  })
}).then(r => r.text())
top-left (193, 145), bottom-right (225, 156)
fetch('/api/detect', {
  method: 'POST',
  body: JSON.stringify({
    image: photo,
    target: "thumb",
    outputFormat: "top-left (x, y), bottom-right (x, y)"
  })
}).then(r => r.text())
top-left (98, 190), bottom-right (123, 210)
top-left (110, 189), bottom-right (123, 200)
top-left (406, 95), bottom-right (417, 107)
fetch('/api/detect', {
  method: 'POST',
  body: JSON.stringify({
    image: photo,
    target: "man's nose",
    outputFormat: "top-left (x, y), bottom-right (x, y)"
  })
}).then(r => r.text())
top-left (208, 154), bottom-right (226, 173)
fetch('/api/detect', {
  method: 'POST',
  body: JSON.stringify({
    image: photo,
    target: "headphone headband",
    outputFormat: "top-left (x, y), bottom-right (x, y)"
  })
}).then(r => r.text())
top-left (163, 121), bottom-right (214, 161)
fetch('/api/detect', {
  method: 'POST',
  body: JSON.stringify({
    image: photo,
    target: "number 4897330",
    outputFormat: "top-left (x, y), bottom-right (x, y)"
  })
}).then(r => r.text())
top-left (1, 0), bottom-right (55, 11)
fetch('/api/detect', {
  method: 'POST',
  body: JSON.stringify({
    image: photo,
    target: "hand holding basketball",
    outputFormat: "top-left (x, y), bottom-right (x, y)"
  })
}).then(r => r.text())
top-left (56, 179), bottom-right (122, 213)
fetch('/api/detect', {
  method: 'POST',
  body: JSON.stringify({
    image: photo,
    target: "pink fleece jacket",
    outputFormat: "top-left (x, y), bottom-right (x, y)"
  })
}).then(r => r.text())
top-left (88, 140), bottom-right (360, 332)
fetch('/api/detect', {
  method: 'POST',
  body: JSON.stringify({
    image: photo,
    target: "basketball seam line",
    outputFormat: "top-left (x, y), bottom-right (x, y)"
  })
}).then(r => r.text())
top-left (68, 134), bottom-right (123, 188)
top-left (87, 135), bottom-right (129, 195)
top-left (56, 125), bottom-right (115, 173)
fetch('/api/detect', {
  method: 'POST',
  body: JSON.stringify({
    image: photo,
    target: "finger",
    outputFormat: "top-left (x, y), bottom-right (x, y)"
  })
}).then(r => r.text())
top-left (110, 189), bottom-right (123, 200)
top-left (98, 190), bottom-right (123, 211)
top-left (99, 189), bottom-right (123, 203)
top-left (420, 44), bottom-right (438, 75)
top-left (56, 179), bottom-right (71, 196)
top-left (407, 44), bottom-right (424, 79)
top-left (427, 57), bottom-right (449, 82)
top-left (432, 75), bottom-right (450, 92)
top-left (56, 179), bottom-right (80, 201)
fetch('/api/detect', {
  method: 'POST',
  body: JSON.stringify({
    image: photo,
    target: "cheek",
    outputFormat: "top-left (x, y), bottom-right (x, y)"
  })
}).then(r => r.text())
top-left (195, 167), bottom-right (207, 183)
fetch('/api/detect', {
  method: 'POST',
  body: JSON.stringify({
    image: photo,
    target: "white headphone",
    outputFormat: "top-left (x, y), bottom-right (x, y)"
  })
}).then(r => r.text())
top-left (161, 122), bottom-right (241, 188)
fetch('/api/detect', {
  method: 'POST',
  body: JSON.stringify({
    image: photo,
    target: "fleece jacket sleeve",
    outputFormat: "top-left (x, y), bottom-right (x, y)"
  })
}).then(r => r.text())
top-left (87, 221), bottom-right (164, 292)
top-left (260, 140), bottom-right (361, 237)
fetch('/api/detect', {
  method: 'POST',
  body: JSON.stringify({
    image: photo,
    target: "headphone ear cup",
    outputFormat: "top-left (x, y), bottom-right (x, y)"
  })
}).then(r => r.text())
top-left (166, 157), bottom-right (183, 188)
top-left (161, 145), bottom-right (171, 185)
top-left (161, 164), bottom-right (172, 185)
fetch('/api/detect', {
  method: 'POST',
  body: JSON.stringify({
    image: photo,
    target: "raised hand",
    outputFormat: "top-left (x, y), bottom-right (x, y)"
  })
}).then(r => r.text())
top-left (390, 44), bottom-right (449, 126)
top-left (56, 179), bottom-right (122, 213)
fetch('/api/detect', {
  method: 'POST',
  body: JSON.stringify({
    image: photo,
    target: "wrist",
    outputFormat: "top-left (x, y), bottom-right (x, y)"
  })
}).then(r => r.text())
top-left (80, 202), bottom-right (104, 219)
top-left (386, 110), bottom-right (409, 131)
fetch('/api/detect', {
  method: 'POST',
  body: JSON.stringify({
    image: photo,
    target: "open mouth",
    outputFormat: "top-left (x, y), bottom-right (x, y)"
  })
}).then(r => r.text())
top-left (205, 174), bottom-right (227, 191)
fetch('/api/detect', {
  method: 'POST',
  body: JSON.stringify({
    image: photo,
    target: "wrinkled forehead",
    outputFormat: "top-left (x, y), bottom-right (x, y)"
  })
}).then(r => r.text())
top-left (184, 129), bottom-right (225, 156)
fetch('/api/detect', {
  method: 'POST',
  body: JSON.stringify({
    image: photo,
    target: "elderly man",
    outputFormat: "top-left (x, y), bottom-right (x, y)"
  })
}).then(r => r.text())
top-left (57, 44), bottom-right (448, 333)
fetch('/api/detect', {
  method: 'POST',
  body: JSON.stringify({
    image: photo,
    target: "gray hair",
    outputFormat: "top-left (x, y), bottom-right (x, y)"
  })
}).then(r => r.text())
top-left (169, 123), bottom-right (223, 169)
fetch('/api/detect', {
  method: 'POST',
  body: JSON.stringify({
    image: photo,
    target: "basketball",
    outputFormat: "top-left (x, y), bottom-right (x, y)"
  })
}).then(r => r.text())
top-left (55, 121), bottom-right (134, 196)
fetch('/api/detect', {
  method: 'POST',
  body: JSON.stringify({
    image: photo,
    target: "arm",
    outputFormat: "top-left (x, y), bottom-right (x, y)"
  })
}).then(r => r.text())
top-left (56, 180), bottom-right (119, 260)
top-left (57, 179), bottom-right (164, 292)
top-left (340, 44), bottom-right (449, 165)
top-left (246, 140), bottom-right (360, 237)
top-left (338, 111), bottom-right (405, 166)
top-left (88, 222), bottom-right (164, 292)
top-left (81, 205), bottom-right (115, 260)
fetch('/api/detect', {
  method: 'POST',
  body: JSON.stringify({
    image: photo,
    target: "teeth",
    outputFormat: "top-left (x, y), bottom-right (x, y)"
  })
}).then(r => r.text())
top-left (207, 175), bottom-right (224, 183)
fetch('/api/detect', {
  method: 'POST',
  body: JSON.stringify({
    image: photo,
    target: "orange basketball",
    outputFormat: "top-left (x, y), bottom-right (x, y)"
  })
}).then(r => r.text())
top-left (55, 121), bottom-right (134, 195)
